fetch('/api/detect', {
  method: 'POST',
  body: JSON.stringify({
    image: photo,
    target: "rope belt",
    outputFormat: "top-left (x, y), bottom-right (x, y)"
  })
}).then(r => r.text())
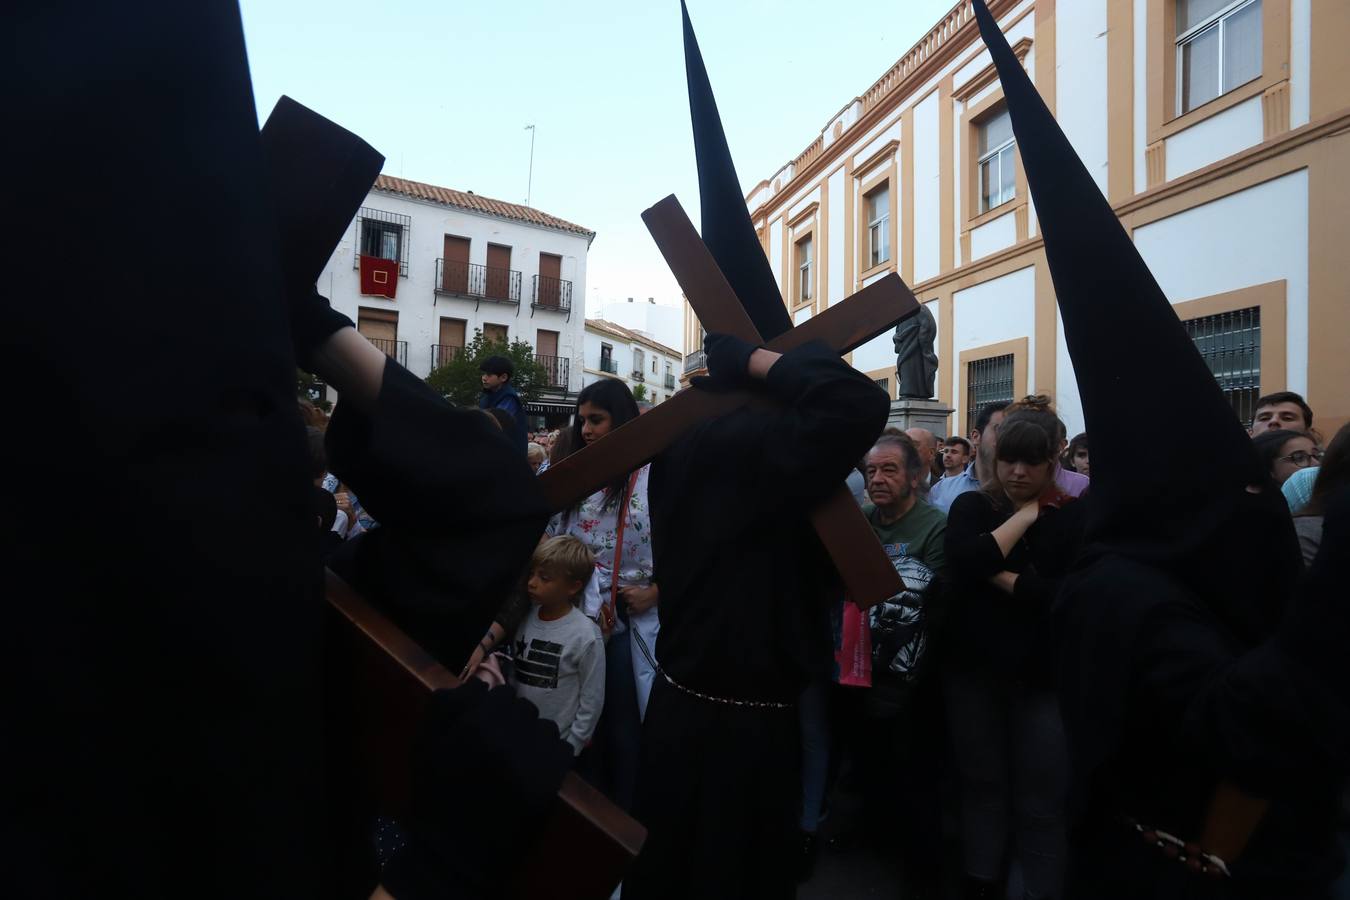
top-left (1124, 816), bottom-right (1232, 878)
top-left (660, 670), bottom-right (794, 710)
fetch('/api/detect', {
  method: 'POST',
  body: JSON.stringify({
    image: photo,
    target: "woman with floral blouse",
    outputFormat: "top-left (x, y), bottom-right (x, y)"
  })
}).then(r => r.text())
top-left (547, 378), bottom-right (657, 810)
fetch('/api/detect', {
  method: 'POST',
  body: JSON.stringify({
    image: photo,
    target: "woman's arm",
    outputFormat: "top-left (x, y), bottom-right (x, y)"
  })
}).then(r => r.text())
top-left (307, 326), bottom-right (388, 412)
top-left (990, 498), bottom-right (1040, 558)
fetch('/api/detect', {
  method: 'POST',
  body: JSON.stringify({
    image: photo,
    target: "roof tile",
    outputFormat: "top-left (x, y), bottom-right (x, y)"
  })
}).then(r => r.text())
top-left (373, 174), bottom-right (595, 240)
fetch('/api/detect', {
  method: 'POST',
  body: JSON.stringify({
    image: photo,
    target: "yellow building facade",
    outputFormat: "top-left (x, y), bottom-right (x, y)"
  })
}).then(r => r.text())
top-left (683, 0), bottom-right (1350, 439)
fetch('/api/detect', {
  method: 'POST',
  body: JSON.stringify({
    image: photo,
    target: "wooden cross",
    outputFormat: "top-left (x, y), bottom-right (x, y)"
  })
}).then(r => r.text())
top-left (538, 194), bottom-right (920, 609)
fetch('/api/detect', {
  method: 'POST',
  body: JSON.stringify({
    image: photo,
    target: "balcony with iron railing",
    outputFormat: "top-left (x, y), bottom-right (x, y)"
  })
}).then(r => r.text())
top-left (429, 343), bottom-right (462, 370)
top-left (435, 259), bottom-right (522, 307)
top-left (631, 370), bottom-right (645, 383)
top-left (664, 374), bottom-right (676, 390)
top-left (531, 275), bottom-right (573, 317)
top-left (600, 357), bottom-right (618, 374)
top-left (683, 350), bottom-right (707, 373)
top-left (535, 354), bottom-right (570, 389)
top-left (367, 338), bottom-right (408, 368)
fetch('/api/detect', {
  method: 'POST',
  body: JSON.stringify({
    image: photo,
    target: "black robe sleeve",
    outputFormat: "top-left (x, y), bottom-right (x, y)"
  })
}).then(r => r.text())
top-left (944, 491), bottom-right (1009, 578)
top-left (675, 340), bottom-right (890, 525)
top-left (325, 359), bottom-right (550, 670)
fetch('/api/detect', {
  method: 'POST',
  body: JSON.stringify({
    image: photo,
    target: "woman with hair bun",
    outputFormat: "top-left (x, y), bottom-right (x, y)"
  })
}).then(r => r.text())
top-left (943, 416), bottom-right (1086, 899)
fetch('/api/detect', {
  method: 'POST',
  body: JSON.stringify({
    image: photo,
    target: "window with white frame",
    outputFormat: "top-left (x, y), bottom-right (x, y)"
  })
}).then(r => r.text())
top-left (866, 185), bottom-right (890, 268)
top-left (1177, 0), bottom-right (1262, 115)
top-left (796, 234), bottom-right (813, 303)
top-left (978, 107), bottom-right (1016, 213)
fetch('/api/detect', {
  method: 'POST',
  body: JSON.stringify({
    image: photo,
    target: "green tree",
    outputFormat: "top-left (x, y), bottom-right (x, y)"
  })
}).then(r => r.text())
top-left (425, 329), bottom-right (550, 407)
top-left (632, 383), bottom-right (649, 403)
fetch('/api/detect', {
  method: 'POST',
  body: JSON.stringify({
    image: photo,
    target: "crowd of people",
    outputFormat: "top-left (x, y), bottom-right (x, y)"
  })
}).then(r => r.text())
top-left (306, 349), bottom-right (1347, 900)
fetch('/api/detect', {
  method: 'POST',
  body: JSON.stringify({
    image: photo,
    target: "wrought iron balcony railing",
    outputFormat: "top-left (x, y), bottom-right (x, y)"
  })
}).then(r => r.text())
top-left (535, 354), bottom-right (570, 389)
top-left (435, 259), bottom-right (522, 304)
top-left (531, 275), bottom-right (573, 314)
top-left (367, 338), bottom-right (408, 367)
top-left (430, 343), bottom-right (462, 369)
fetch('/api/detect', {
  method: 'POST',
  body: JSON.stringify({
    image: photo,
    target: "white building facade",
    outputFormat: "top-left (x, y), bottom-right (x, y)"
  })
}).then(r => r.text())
top-left (318, 175), bottom-right (595, 423)
top-left (583, 319), bottom-right (683, 406)
top-left (686, 0), bottom-right (1349, 439)
top-left (592, 297), bottom-right (684, 352)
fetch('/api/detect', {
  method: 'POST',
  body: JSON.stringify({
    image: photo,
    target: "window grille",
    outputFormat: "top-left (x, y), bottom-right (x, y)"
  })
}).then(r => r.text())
top-left (353, 207), bottom-right (411, 276)
top-left (1183, 305), bottom-right (1261, 424)
top-left (966, 354), bottom-right (1015, 435)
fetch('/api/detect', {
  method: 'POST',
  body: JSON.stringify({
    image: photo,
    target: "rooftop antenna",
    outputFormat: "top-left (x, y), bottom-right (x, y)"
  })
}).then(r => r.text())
top-left (524, 124), bottom-right (536, 206)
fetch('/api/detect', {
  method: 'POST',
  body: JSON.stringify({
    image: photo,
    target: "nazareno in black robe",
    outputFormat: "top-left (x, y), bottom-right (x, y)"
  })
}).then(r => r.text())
top-left (623, 341), bottom-right (889, 900)
top-left (969, 2), bottom-right (1350, 895)
top-left (6, 3), bottom-right (547, 896)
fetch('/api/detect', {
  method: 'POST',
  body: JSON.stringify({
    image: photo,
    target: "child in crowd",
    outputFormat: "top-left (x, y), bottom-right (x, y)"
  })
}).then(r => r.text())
top-left (511, 535), bottom-right (606, 755)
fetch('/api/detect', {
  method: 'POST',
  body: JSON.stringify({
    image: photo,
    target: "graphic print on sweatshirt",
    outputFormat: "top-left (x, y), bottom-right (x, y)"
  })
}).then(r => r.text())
top-left (880, 541), bottom-right (911, 561)
top-left (514, 637), bottom-right (564, 689)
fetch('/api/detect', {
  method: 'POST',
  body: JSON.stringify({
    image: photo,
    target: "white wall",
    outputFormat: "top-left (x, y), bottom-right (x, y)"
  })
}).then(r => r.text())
top-left (595, 299), bottom-right (682, 350)
top-left (769, 218), bottom-right (785, 293)
top-left (1291, 0), bottom-right (1311, 129)
top-left (852, 330), bottom-right (895, 373)
top-left (828, 167), bottom-right (847, 305)
top-left (318, 189), bottom-right (590, 393)
top-left (1164, 95), bottom-right (1264, 181)
top-left (951, 265), bottom-right (1037, 428)
top-left (1133, 0), bottom-right (1149, 195)
top-left (1056, 0), bottom-right (1110, 195)
top-left (970, 211), bottom-right (1018, 261)
top-left (581, 328), bottom-right (681, 405)
top-left (1133, 169), bottom-right (1310, 394)
top-left (1055, 309), bottom-right (1086, 437)
top-left (913, 90), bottom-right (941, 283)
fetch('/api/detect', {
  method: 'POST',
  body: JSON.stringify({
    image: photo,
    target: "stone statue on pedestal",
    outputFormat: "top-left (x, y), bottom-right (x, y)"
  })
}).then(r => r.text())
top-left (893, 303), bottom-right (938, 399)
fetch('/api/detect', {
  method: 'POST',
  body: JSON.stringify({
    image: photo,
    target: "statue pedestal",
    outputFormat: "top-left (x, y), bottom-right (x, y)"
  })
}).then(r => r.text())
top-left (887, 398), bottom-right (955, 437)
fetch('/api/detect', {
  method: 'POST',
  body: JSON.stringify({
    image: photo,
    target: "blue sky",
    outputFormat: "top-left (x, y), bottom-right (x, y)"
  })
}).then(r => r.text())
top-left (240, 0), bottom-right (956, 315)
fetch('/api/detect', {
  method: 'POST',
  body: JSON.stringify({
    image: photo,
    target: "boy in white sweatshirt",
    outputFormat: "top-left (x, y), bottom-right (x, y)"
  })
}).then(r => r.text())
top-left (511, 535), bottom-right (605, 755)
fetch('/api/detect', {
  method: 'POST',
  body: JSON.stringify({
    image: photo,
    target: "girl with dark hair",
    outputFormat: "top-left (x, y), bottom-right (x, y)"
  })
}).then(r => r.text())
top-left (943, 418), bottom-right (1086, 900)
top-left (547, 377), bottom-right (657, 811)
top-left (1005, 394), bottom-right (1088, 497)
top-left (1252, 427), bottom-right (1323, 487)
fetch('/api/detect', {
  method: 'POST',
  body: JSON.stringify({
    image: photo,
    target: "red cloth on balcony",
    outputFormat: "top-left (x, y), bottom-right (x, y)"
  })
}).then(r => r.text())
top-left (359, 254), bottom-right (399, 299)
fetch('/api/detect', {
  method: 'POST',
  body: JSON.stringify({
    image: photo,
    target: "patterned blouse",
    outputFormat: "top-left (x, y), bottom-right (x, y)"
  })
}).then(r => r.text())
top-left (547, 464), bottom-right (654, 617)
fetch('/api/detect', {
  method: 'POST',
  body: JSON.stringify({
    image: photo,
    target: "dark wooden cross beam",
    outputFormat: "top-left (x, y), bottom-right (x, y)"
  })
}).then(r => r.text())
top-left (325, 571), bottom-right (645, 899)
top-left (539, 195), bottom-right (920, 608)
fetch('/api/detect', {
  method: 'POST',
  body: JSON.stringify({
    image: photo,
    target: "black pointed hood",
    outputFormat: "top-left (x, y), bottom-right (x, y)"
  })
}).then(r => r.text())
top-left (681, 1), bottom-right (793, 341)
top-left (970, 0), bottom-right (1297, 637)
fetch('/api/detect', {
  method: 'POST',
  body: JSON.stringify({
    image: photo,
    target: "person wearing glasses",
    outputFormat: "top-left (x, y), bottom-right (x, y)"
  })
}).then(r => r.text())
top-left (1251, 427), bottom-right (1323, 486)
